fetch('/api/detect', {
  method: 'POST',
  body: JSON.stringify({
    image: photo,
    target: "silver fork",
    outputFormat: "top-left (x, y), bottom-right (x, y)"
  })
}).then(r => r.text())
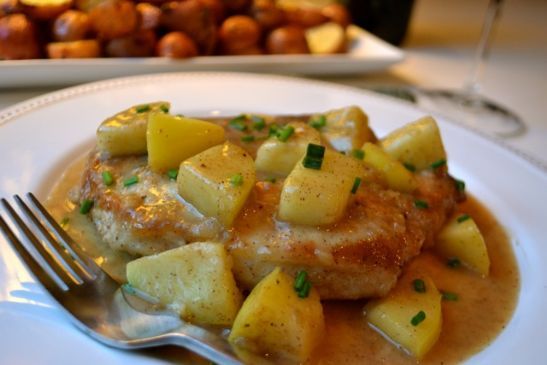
top-left (0, 193), bottom-right (244, 365)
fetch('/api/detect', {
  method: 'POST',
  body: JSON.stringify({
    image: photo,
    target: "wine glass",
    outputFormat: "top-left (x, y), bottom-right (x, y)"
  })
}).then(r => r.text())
top-left (383, 0), bottom-right (526, 138)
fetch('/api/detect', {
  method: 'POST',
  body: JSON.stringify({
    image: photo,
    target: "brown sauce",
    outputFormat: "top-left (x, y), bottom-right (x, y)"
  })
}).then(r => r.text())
top-left (45, 125), bottom-right (519, 365)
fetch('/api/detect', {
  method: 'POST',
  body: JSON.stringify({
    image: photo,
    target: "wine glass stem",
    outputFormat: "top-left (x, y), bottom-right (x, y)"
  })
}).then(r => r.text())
top-left (464, 0), bottom-right (504, 97)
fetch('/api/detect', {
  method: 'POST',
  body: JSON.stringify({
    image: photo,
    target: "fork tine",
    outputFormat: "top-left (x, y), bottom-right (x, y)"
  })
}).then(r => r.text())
top-left (1, 198), bottom-right (77, 287)
top-left (27, 193), bottom-right (97, 279)
top-left (0, 213), bottom-right (65, 294)
top-left (14, 195), bottom-right (88, 283)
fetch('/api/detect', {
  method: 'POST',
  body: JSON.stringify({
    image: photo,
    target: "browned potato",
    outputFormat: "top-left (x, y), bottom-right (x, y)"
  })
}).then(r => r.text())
top-left (89, 0), bottom-right (138, 40)
top-left (197, 0), bottom-right (224, 24)
top-left (74, 0), bottom-right (102, 12)
top-left (0, 14), bottom-right (40, 59)
top-left (46, 39), bottom-right (100, 58)
top-left (53, 10), bottom-right (91, 41)
top-left (285, 6), bottom-right (327, 28)
top-left (250, 0), bottom-right (285, 30)
top-left (156, 31), bottom-right (198, 58)
top-left (0, 0), bottom-right (21, 17)
top-left (20, 0), bottom-right (72, 20)
top-left (160, 0), bottom-right (216, 54)
top-left (305, 22), bottom-right (346, 54)
top-left (222, 0), bottom-right (250, 12)
top-left (105, 29), bottom-right (156, 57)
top-left (265, 25), bottom-right (309, 54)
top-left (218, 15), bottom-right (260, 53)
top-left (136, 3), bottom-right (161, 31)
top-left (321, 3), bottom-right (351, 28)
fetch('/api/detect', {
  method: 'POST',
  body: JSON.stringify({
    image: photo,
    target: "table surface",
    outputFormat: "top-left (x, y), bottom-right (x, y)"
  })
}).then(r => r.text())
top-left (1, 0), bottom-right (546, 169)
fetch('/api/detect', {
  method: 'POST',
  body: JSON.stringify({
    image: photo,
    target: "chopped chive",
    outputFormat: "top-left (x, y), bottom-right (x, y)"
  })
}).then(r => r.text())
top-left (412, 278), bottom-right (426, 293)
top-left (303, 157), bottom-right (323, 170)
top-left (159, 104), bottom-right (169, 113)
top-left (265, 177), bottom-right (277, 183)
top-left (351, 177), bottom-right (362, 194)
top-left (447, 258), bottom-right (461, 268)
top-left (414, 199), bottom-right (429, 209)
top-left (79, 199), bottom-right (93, 214)
top-left (455, 179), bottom-right (466, 192)
top-left (441, 291), bottom-right (459, 301)
top-left (60, 217), bottom-right (69, 227)
top-left (303, 143), bottom-right (325, 170)
top-left (294, 271), bottom-right (308, 291)
top-left (457, 214), bottom-right (470, 223)
top-left (230, 173), bottom-right (243, 186)
top-left (297, 281), bottom-right (312, 298)
top-left (309, 115), bottom-right (326, 129)
top-left (251, 115), bottom-right (266, 131)
top-left (411, 310), bottom-right (426, 326)
top-left (351, 149), bottom-right (365, 160)
top-left (167, 168), bottom-right (178, 180)
top-left (241, 135), bottom-right (255, 143)
top-left (123, 175), bottom-right (139, 187)
top-left (404, 162), bottom-right (416, 172)
top-left (431, 159), bottom-right (447, 169)
top-left (135, 104), bottom-right (150, 113)
top-left (229, 115), bottom-right (248, 131)
top-left (268, 124), bottom-right (280, 137)
top-left (277, 125), bottom-right (295, 142)
top-left (101, 171), bottom-right (113, 186)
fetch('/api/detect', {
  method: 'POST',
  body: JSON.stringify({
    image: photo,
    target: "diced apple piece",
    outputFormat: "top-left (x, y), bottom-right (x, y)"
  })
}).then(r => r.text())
top-left (361, 142), bottom-right (417, 193)
top-left (305, 21), bottom-right (346, 54)
top-left (316, 105), bottom-right (375, 152)
top-left (365, 271), bottom-right (442, 359)
top-left (147, 113), bottom-right (225, 172)
top-left (255, 121), bottom-right (321, 176)
top-left (126, 242), bottom-right (242, 326)
top-left (229, 267), bottom-right (325, 364)
top-left (436, 214), bottom-right (490, 276)
top-left (279, 148), bottom-right (363, 225)
top-left (380, 116), bottom-right (447, 171)
top-left (177, 142), bottom-right (255, 227)
top-left (96, 101), bottom-right (170, 157)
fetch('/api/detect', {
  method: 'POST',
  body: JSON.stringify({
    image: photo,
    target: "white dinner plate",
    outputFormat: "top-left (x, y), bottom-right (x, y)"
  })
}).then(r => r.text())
top-left (0, 72), bottom-right (546, 364)
top-left (0, 26), bottom-right (403, 88)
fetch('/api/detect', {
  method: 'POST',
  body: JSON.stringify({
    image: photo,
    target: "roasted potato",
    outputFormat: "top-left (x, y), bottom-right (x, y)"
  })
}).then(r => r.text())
top-left (0, 14), bottom-right (40, 59)
top-left (305, 21), bottom-right (346, 54)
top-left (46, 39), bottom-right (100, 58)
top-left (160, 0), bottom-right (216, 54)
top-left (156, 31), bottom-right (198, 58)
top-left (0, 0), bottom-right (21, 17)
top-left (73, 0), bottom-right (102, 12)
top-left (136, 2), bottom-right (160, 31)
top-left (222, 0), bottom-right (250, 12)
top-left (197, 0), bottom-right (224, 24)
top-left (265, 25), bottom-right (309, 54)
top-left (20, 0), bottom-right (72, 20)
top-left (284, 6), bottom-right (327, 28)
top-left (52, 9), bottom-right (91, 41)
top-left (219, 15), bottom-right (261, 53)
top-left (250, 0), bottom-right (285, 30)
top-left (105, 30), bottom-right (156, 57)
top-left (89, 0), bottom-right (138, 40)
top-left (321, 3), bottom-right (350, 28)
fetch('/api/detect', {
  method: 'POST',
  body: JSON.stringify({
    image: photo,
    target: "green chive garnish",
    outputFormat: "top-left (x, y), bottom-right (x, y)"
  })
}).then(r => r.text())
top-left (447, 258), bottom-right (461, 268)
top-left (123, 176), bottom-right (139, 187)
top-left (229, 115), bottom-right (248, 131)
top-left (441, 291), bottom-right (459, 301)
top-left (455, 179), bottom-right (466, 192)
top-left (135, 104), bottom-right (150, 113)
top-left (241, 135), bottom-right (255, 143)
top-left (303, 143), bottom-right (325, 170)
top-left (414, 200), bottom-right (429, 209)
top-left (167, 168), bottom-right (178, 180)
top-left (404, 162), bottom-right (416, 172)
top-left (351, 149), bottom-right (365, 160)
top-left (60, 217), bottom-right (69, 227)
top-left (265, 177), bottom-right (277, 183)
top-left (309, 115), bottom-right (326, 129)
top-left (411, 310), bottom-right (426, 326)
top-left (251, 115), bottom-right (265, 131)
top-left (413, 279), bottom-right (426, 293)
top-left (79, 199), bottom-right (93, 214)
top-left (230, 173), bottom-right (243, 186)
top-left (277, 125), bottom-right (295, 142)
top-left (457, 214), bottom-right (470, 223)
top-left (297, 281), bottom-right (312, 298)
top-left (431, 159), bottom-right (447, 169)
top-left (351, 177), bottom-right (362, 194)
top-left (294, 271), bottom-right (308, 291)
top-left (268, 124), bottom-right (279, 137)
top-left (102, 171), bottom-right (113, 186)
top-left (160, 104), bottom-right (169, 113)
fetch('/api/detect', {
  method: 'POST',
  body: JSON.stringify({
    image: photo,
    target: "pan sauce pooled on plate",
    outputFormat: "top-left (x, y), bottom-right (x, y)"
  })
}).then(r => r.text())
top-left (52, 102), bottom-right (518, 364)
